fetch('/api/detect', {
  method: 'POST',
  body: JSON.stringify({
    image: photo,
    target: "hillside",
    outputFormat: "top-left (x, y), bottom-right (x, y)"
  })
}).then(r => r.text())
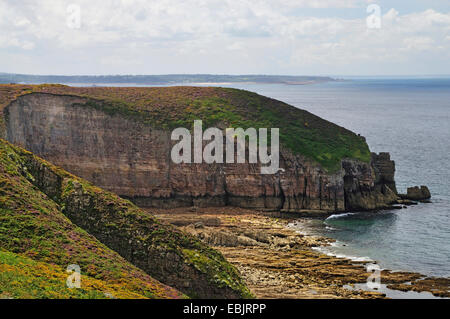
top-left (0, 138), bottom-right (252, 298)
top-left (0, 250), bottom-right (158, 299)
top-left (0, 84), bottom-right (369, 172)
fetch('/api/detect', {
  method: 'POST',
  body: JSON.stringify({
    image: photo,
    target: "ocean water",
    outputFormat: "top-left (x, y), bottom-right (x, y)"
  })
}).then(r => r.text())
top-left (191, 79), bottom-right (450, 278)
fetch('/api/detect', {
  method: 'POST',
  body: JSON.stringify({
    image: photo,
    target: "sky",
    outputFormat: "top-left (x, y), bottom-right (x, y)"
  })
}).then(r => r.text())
top-left (1, 0), bottom-right (450, 76)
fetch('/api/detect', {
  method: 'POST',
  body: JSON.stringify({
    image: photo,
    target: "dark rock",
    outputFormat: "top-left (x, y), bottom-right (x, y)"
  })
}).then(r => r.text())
top-left (242, 230), bottom-right (271, 244)
top-left (396, 199), bottom-right (418, 206)
top-left (400, 186), bottom-right (431, 201)
top-left (193, 221), bottom-right (204, 229)
top-left (371, 152), bottom-right (397, 194)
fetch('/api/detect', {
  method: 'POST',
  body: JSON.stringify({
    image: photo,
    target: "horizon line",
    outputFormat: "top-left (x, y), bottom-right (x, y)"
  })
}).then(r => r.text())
top-left (2, 72), bottom-right (450, 78)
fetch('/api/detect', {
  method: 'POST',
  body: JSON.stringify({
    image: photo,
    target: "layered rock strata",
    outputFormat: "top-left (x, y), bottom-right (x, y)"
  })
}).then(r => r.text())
top-left (5, 92), bottom-right (398, 213)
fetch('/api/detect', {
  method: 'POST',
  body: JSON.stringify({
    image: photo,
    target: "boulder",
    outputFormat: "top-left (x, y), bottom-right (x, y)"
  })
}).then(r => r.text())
top-left (401, 186), bottom-right (431, 201)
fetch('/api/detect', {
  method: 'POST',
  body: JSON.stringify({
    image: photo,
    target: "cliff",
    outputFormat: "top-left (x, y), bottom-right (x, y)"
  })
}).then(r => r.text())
top-left (0, 84), bottom-right (399, 213)
top-left (0, 138), bottom-right (252, 298)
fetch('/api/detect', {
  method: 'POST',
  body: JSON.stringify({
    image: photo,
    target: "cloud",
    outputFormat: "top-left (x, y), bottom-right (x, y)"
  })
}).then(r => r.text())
top-left (277, 0), bottom-right (368, 8)
top-left (0, 0), bottom-right (449, 75)
top-left (403, 37), bottom-right (434, 51)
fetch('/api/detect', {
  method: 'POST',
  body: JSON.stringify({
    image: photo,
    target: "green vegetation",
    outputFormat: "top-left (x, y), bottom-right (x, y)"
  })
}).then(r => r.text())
top-left (0, 138), bottom-right (252, 298)
top-left (0, 250), bottom-right (149, 299)
top-left (182, 248), bottom-right (253, 298)
top-left (55, 158), bottom-right (253, 298)
top-left (163, 90), bottom-right (371, 171)
top-left (0, 84), bottom-right (370, 172)
top-left (0, 139), bottom-right (186, 299)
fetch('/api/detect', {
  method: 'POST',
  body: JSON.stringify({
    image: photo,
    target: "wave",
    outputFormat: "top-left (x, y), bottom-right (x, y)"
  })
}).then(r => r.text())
top-left (312, 245), bottom-right (373, 262)
top-left (326, 212), bottom-right (356, 220)
top-left (290, 214), bottom-right (375, 263)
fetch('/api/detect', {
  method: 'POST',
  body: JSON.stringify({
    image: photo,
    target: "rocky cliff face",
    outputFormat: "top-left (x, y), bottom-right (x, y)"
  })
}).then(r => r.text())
top-left (4, 92), bottom-right (398, 213)
top-left (342, 154), bottom-right (398, 211)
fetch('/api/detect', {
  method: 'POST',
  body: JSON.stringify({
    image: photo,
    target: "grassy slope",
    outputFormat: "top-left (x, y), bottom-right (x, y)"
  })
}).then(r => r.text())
top-left (0, 250), bottom-right (152, 299)
top-left (0, 140), bottom-right (185, 299)
top-left (0, 84), bottom-right (370, 172)
top-left (0, 138), bottom-right (252, 298)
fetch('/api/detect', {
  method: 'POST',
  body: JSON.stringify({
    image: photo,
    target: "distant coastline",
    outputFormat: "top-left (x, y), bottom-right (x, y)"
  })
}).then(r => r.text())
top-left (0, 72), bottom-right (335, 86)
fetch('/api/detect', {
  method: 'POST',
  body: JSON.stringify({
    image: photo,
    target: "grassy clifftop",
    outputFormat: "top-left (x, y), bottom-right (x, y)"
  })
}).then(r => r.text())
top-left (0, 84), bottom-right (370, 172)
top-left (0, 138), bottom-right (252, 298)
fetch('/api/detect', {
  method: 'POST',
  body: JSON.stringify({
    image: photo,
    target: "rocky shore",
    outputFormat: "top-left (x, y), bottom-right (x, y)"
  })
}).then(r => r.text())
top-left (153, 207), bottom-right (449, 299)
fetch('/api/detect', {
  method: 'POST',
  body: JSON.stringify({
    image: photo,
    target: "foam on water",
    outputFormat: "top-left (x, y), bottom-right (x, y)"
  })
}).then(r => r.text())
top-left (312, 245), bottom-right (374, 263)
top-left (326, 213), bottom-right (356, 220)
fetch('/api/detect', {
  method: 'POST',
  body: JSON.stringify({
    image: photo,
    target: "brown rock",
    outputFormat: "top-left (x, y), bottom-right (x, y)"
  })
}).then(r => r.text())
top-left (5, 93), bottom-right (401, 213)
top-left (401, 186), bottom-right (431, 201)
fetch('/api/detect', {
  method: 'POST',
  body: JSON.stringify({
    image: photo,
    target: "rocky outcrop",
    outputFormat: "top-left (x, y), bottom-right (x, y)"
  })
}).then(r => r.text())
top-left (4, 92), bottom-right (399, 213)
top-left (340, 153), bottom-right (398, 211)
top-left (400, 186), bottom-right (431, 201)
top-left (371, 152), bottom-right (397, 194)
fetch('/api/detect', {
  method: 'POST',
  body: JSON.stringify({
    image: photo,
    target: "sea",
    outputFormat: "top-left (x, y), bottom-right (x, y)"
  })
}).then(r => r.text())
top-left (69, 78), bottom-right (450, 278)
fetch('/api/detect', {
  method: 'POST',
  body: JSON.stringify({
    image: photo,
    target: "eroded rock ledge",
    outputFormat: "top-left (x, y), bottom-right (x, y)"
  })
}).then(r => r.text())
top-left (154, 207), bottom-right (450, 299)
top-left (5, 92), bottom-right (399, 213)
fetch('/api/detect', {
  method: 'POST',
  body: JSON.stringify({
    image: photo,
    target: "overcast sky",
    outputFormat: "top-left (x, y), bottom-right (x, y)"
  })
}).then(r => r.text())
top-left (1, 0), bottom-right (450, 76)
